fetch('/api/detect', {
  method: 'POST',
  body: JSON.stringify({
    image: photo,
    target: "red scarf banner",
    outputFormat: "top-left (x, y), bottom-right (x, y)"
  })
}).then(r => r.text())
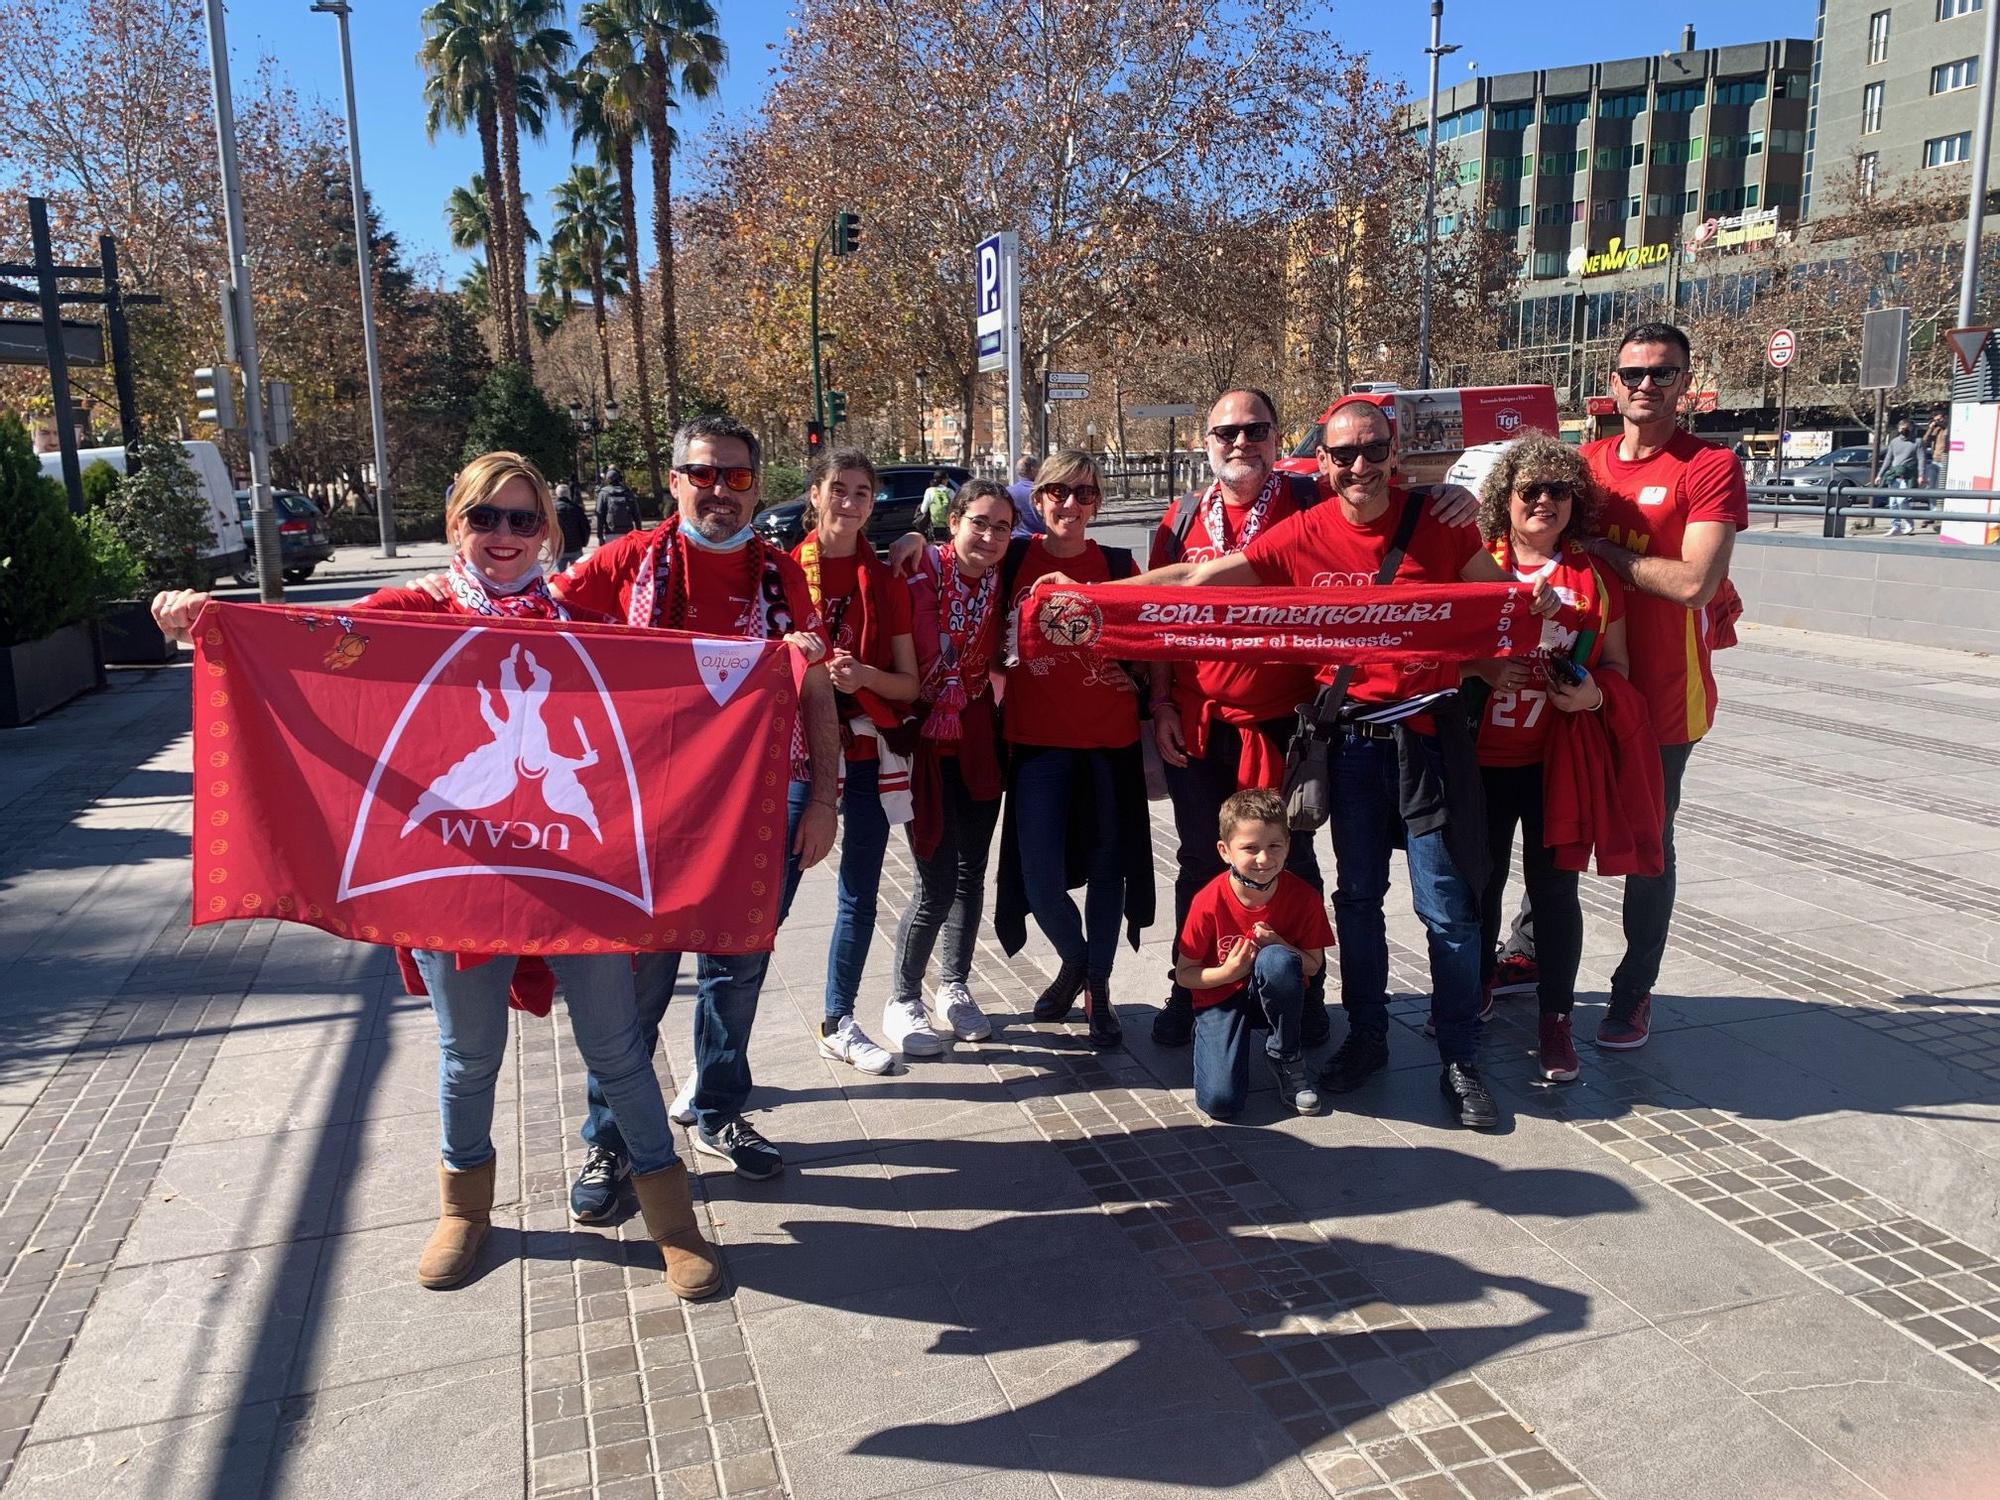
top-left (190, 602), bottom-right (800, 955)
top-left (1015, 581), bottom-right (1537, 667)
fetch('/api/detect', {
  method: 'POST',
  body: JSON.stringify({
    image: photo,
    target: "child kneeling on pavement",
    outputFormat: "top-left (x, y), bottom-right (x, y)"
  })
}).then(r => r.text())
top-left (1175, 788), bottom-right (1333, 1119)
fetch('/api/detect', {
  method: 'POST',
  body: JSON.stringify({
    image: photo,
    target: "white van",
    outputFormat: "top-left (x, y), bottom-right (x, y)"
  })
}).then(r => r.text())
top-left (41, 440), bottom-right (250, 579)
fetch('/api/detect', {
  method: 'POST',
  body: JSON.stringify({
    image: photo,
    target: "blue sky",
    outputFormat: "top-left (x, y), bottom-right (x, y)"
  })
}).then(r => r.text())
top-left (233, 0), bottom-right (1813, 280)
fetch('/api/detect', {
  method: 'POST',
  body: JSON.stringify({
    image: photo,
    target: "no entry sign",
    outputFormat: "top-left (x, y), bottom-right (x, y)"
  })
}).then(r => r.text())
top-left (1767, 328), bottom-right (1797, 370)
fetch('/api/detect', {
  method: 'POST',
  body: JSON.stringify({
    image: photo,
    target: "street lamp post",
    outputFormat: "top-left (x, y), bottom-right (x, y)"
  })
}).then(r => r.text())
top-left (310, 0), bottom-right (396, 558)
top-left (567, 395), bottom-right (618, 492)
top-left (915, 367), bottom-right (928, 462)
top-left (1416, 0), bottom-right (1460, 391)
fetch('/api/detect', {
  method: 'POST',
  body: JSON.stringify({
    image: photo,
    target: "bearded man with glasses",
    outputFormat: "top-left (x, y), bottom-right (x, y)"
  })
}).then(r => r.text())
top-left (1570, 322), bottom-right (1747, 1052)
top-left (553, 414), bottom-right (841, 1194)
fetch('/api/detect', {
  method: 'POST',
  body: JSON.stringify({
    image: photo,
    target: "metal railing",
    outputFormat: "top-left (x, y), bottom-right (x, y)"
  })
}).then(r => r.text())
top-left (1747, 481), bottom-right (1999, 540)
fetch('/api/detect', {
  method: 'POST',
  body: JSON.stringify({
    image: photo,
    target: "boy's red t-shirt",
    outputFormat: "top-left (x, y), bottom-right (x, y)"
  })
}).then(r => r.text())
top-left (1178, 869), bottom-right (1334, 1011)
top-left (1003, 540), bottom-right (1140, 749)
top-left (1583, 429), bottom-right (1747, 745)
top-left (1242, 490), bottom-right (1482, 703)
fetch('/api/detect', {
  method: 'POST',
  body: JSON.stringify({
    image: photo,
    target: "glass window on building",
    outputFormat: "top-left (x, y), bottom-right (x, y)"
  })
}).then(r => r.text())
top-left (1868, 9), bottom-right (1890, 63)
top-left (1544, 96), bottom-right (1589, 126)
top-left (1531, 251), bottom-right (1568, 279)
top-left (1858, 151), bottom-right (1879, 197)
top-left (1491, 102), bottom-right (1535, 132)
top-left (1862, 81), bottom-right (1884, 133)
top-left (1925, 131), bottom-right (1974, 166)
top-left (1776, 71), bottom-right (1810, 98)
top-left (1765, 183), bottom-right (1801, 209)
top-left (1627, 196), bottom-right (1642, 218)
top-left (1437, 106), bottom-right (1485, 142)
top-left (1656, 84), bottom-right (1706, 112)
top-left (1599, 91), bottom-right (1646, 119)
top-left (1938, 0), bottom-right (1983, 18)
top-left (1771, 127), bottom-right (1807, 153)
top-left (1933, 57), bottom-right (1979, 92)
top-left (1713, 78), bottom-right (1768, 107)
top-left (1654, 136), bottom-right (1706, 165)
top-left (1709, 131), bottom-right (1765, 158)
top-left (1457, 158), bottom-right (1481, 183)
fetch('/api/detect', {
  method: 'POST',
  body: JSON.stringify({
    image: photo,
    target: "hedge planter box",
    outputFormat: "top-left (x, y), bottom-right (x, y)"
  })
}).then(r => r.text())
top-left (0, 620), bottom-right (104, 727)
top-left (98, 599), bottom-right (177, 665)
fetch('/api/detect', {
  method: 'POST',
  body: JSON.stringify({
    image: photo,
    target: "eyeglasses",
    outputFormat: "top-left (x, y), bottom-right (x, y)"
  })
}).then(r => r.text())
top-left (463, 505), bottom-right (547, 537)
top-left (958, 515), bottom-right (1010, 537)
top-left (1515, 481), bottom-right (1575, 503)
top-left (1207, 421), bottom-right (1273, 445)
top-left (674, 463), bottom-right (758, 492)
top-left (1319, 440), bottom-right (1392, 467)
top-left (1037, 482), bottom-right (1101, 507)
top-left (1612, 365), bottom-right (1684, 388)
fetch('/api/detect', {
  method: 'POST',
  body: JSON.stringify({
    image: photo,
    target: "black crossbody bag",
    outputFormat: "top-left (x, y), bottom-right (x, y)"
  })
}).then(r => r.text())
top-left (1280, 494), bottom-right (1426, 832)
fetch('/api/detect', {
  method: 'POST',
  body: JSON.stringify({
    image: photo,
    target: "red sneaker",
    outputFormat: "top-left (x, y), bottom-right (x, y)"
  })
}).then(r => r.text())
top-left (1595, 994), bottom-right (1652, 1050)
top-left (1492, 952), bottom-right (1539, 997)
top-left (1538, 1013), bottom-right (1581, 1081)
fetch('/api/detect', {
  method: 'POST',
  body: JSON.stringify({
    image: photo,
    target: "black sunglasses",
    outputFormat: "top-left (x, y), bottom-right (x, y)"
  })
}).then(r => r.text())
top-left (1319, 439), bottom-right (1392, 467)
top-left (464, 504), bottom-right (547, 537)
top-left (1613, 364), bottom-right (1684, 388)
top-left (1515, 481), bottom-right (1576, 503)
top-left (1037, 482), bottom-right (1102, 506)
top-left (674, 462), bottom-right (758, 493)
top-left (1208, 421), bottom-right (1273, 444)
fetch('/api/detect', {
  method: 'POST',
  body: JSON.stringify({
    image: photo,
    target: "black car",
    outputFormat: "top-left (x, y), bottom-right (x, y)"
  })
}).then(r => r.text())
top-left (235, 489), bottom-right (337, 583)
top-left (752, 464), bottom-right (972, 551)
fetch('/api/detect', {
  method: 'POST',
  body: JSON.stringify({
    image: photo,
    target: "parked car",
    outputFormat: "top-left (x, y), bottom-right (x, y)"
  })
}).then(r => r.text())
top-left (752, 464), bottom-right (972, 551)
top-left (1769, 446), bottom-right (1875, 490)
top-left (235, 488), bottom-right (336, 583)
top-left (41, 440), bottom-right (249, 580)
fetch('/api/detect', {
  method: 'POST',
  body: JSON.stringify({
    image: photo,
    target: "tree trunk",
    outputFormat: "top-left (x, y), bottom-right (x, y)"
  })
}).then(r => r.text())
top-left (959, 367), bottom-right (975, 468)
top-left (615, 134), bottom-right (663, 507)
top-left (475, 100), bottom-right (515, 364)
top-left (493, 49), bottom-right (534, 375)
top-left (644, 42), bottom-right (680, 426)
top-left (588, 247), bottom-right (616, 402)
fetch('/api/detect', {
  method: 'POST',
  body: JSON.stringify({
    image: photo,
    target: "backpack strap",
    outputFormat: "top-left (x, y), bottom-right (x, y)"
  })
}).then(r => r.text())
top-left (1302, 491), bottom-right (1426, 731)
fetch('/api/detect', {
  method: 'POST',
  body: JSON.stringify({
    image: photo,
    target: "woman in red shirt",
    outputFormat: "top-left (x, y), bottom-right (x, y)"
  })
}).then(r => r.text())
top-left (786, 449), bottom-right (919, 1074)
top-left (1472, 434), bottom-right (1629, 1085)
top-left (150, 452), bottom-right (720, 1300)
top-left (994, 450), bottom-right (1153, 1047)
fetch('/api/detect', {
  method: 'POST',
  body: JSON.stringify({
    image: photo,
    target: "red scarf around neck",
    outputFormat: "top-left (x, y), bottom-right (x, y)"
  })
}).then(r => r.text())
top-left (627, 515), bottom-right (795, 638)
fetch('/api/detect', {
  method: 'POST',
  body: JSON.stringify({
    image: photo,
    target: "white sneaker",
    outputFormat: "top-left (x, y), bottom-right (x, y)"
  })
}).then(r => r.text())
top-left (819, 1015), bottom-right (896, 1074)
top-left (934, 981), bottom-right (993, 1042)
top-left (881, 996), bottom-right (946, 1057)
top-left (669, 1071), bottom-right (698, 1126)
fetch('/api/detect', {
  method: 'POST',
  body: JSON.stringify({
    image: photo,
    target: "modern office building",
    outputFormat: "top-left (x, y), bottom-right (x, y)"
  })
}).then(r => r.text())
top-left (1803, 0), bottom-right (1994, 216)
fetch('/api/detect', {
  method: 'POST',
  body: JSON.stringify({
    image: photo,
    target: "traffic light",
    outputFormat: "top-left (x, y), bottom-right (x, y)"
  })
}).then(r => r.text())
top-left (826, 391), bottom-right (848, 427)
top-left (831, 210), bottom-right (861, 257)
top-left (194, 365), bottom-right (240, 430)
top-left (806, 420), bottom-right (824, 454)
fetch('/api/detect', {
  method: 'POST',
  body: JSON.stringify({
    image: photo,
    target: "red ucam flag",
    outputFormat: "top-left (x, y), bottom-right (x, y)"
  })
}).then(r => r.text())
top-left (190, 603), bottom-right (800, 956)
top-left (1015, 582), bottom-right (1538, 668)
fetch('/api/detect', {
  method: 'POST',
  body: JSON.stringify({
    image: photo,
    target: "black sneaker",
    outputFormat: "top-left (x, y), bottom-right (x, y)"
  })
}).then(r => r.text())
top-left (569, 1143), bottom-right (629, 1223)
top-left (1084, 976), bottom-right (1123, 1048)
top-left (1440, 1062), bottom-right (1498, 1130)
top-left (694, 1117), bottom-right (784, 1180)
top-left (1316, 1032), bottom-right (1389, 1093)
top-left (1151, 991), bottom-right (1194, 1047)
top-left (1269, 1055), bottom-right (1321, 1114)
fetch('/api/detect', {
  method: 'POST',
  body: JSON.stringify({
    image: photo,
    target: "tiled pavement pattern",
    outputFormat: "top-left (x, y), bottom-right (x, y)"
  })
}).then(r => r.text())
top-left (2, 624), bottom-right (2000, 1497)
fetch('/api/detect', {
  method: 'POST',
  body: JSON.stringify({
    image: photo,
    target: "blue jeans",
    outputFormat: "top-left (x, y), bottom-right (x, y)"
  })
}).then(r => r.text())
top-left (416, 949), bottom-right (677, 1175)
top-left (890, 757), bottom-right (1002, 1004)
top-left (582, 791), bottom-right (805, 1149)
top-left (814, 761), bottom-right (892, 1021)
top-left (1327, 732), bottom-right (1482, 1064)
top-left (1192, 945), bottom-right (1305, 1120)
top-left (1013, 745), bottom-right (1124, 981)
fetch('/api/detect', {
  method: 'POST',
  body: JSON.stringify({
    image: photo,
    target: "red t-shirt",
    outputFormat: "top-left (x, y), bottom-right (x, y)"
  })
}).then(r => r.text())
top-left (1583, 430), bottom-right (1747, 745)
top-left (1179, 869), bottom-right (1335, 1011)
top-left (1242, 489), bottom-right (1482, 703)
top-left (556, 528), bottom-right (819, 640)
top-left (1004, 540), bottom-right (1140, 749)
top-left (1476, 541), bottom-right (1626, 768)
top-left (794, 545), bottom-right (914, 763)
top-left (1150, 485), bottom-right (1319, 723)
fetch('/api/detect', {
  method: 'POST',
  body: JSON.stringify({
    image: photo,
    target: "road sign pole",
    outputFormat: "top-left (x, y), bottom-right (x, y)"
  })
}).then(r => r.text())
top-left (1002, 232), bottom-right (1020, 489)
top-left (1775, 366), bottom-right (1788, 484)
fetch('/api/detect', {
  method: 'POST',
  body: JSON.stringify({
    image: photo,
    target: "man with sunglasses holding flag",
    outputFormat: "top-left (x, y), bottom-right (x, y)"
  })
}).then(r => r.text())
top-left (554, 415), bottom-right (840, 1195)
top-left (1573, 323), bottom-right (1747, 1052)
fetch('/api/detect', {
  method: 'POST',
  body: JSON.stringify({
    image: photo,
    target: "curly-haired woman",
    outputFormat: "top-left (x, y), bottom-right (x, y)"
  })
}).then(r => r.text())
top-left (1471, 432), bottom-right (1629, 1085)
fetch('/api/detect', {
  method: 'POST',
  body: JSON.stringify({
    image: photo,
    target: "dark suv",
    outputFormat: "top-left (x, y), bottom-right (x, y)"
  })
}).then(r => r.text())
top-left (235, 489), bottom-right (336, 583)
top-left (752, 464), bottom-right (971, 551)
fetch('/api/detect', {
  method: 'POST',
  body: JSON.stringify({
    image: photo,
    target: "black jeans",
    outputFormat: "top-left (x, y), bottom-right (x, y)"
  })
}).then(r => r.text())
top-left (890, 757), bottom-right (1002, 1004)
top-left (1478, 763), bottom-right (1580, 1016)
top-left (1611, 740), bottom-right (1695, 1004)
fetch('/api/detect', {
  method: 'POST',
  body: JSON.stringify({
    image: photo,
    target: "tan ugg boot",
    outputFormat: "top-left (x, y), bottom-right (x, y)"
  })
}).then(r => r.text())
top-left (631, 1161), bottom-right (723, 1300)
top-left (417, 1157), bottom-right (495, 1289)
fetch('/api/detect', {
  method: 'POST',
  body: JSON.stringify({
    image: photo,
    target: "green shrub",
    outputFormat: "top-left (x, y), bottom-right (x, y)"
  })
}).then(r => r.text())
top-left (0, 415), bottom-right (95, 646)
top-left (78, 511), bottom-right (145, 603)
top-left (462, 363), bottom-right (575, 487)
top-left (326, 506), bottom-right (449, 547)
top-left (80, 459), bottom-right (123, 509)
top-left (96, 438), bottom-right (213, 591)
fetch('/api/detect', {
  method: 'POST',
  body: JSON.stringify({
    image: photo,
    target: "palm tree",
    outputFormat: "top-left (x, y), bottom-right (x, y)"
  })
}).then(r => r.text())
top-left (420, 1), bottom-right (573, 374)
top-left (534, 242), bottom-right (586, 341)
top-left (457, 259), bottom-right (492, 318)
top-left (571, 11), bottom-right (662, 500)
top-left (445, 174), bottom-right (543, 347)
top-left (551, 163), bottom-right (629, 405)
top-left (623, 0), bottom-right (724, 425)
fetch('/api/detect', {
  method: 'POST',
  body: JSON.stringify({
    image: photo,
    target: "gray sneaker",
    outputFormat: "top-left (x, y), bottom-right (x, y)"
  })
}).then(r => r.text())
top-left (1270, 1055), bottom-right (1321, 1114)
